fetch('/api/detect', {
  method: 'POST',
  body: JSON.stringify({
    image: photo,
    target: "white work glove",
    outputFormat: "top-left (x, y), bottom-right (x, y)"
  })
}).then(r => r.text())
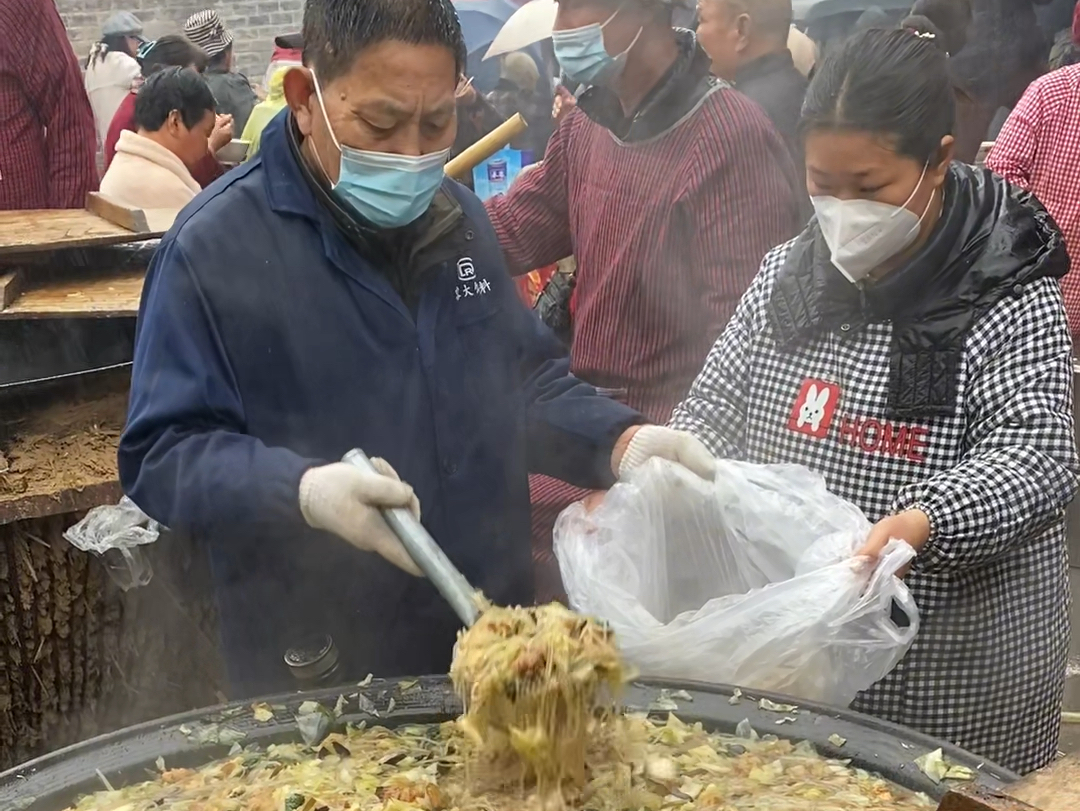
top-left (298, 458), bottom-right (423, 576)
top-left (616, 425), bottom-right (717, 480)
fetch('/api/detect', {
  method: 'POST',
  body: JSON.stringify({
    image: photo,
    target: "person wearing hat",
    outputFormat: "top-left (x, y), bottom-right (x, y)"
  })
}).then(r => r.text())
top-left (242, 33), bottom-right (305, 159)
top-left (264, 32), bottom-right (304, 90)
top-left (85, 11), bottom-right (145, 147)
top-left (184, 9), bottom-right (257, 132)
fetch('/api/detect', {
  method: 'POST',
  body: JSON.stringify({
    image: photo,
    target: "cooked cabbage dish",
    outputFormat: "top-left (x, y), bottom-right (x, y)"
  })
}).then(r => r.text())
top-left (450, 602), bottom-right (627, 795)
top-left (65, 713), bottom-right (935, 811)
top-left (66, 605), bottom-right (936, 811)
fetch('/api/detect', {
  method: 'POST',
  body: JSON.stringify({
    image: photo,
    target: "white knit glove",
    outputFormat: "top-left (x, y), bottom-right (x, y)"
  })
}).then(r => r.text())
top-left (616, 426), bottom-right (717, 480)
top-left (299, 458), bottom-right (423, 576)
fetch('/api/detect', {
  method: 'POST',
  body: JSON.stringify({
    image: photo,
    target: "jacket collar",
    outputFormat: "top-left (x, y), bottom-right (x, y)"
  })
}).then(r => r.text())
top-left (576, 29), bottom-right (721, 142)
top-left (735, 49), bottom-right (797, 86)
top-left (259, 112), bottom-right (468, 313)
top-left (261, 111), bottom-right (462, 244)
top-left (769, 162), bottom-right (1069, 418)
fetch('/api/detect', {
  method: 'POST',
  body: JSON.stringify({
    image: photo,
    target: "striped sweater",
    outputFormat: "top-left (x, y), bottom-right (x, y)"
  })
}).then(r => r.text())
top-left (485, 57), bottom-right (801, 423)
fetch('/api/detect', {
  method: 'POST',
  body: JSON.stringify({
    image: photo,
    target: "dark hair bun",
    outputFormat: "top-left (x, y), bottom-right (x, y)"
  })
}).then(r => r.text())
top-left (900, 14), bottom-right (950, 53)
top-left (800, 27), bottom-right (955, 166)
top-left (906, 0), bottom-right (972, 55)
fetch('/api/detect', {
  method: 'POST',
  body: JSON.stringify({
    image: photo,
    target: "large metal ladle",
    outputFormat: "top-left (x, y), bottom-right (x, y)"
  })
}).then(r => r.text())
top-left (342, 449), bottom-right (481, 627)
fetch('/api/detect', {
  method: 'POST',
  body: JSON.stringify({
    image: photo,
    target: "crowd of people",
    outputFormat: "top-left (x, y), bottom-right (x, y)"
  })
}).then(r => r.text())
top-left (3, 0), bottom-right (1080, 784)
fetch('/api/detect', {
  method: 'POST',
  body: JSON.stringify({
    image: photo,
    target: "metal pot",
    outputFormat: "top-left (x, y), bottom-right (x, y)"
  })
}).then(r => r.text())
top-left (0, 677), bottom-right (1015, 810)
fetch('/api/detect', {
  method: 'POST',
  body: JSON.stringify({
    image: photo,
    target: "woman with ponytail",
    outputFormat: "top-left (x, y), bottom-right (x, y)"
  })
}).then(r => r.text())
top-left (670, 25), bottom-right (1073, 774)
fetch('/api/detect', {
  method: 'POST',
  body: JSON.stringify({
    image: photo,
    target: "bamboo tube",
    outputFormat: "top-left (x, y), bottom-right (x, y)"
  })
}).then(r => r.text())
top-left (444, 113), bottom-right (528, 180)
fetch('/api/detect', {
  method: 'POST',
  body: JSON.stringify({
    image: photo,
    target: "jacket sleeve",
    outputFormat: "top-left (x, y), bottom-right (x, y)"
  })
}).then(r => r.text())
top-left (985, 80), bottom-right (1044, 189)
top-left (894, 277), bottom-right (1079, 573)
top-left (511, 296), bottom-right (645, 488)
top-left (27, 1), bottom-right (98, 207)
top-left (483, 116), bottom-right (574, 277)
top-left (119, 238), bottom-right (317, 540)
top-left (666, 260), bottom-right (774, 458)
top-left (680, 96), bottom-right (799, 336)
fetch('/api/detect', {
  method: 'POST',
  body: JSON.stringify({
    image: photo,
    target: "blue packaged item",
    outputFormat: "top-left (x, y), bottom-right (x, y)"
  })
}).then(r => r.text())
top-left (473, 148), bottom-right (524, 201)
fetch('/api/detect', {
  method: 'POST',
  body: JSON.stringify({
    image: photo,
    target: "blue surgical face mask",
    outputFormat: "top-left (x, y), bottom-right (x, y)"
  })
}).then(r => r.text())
top-left (311, 75), bottom-right (450, 229)
top-left (551, 7), bottom-right (642, 87)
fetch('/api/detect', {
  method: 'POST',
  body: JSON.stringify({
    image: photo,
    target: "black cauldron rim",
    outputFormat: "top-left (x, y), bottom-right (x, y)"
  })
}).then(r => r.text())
top-left (0, 676), bottom-right (1017, 810)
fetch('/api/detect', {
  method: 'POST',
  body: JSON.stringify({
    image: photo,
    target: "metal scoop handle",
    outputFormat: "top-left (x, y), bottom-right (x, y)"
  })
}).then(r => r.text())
top-left (342, 449), bottom-right (480, 627)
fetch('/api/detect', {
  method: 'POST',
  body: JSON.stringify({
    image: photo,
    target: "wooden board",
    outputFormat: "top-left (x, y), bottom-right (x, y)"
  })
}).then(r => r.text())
top-left (0, 270), bottom-right (144, 319)
top-left (0, 271), bottom-right (22, 308)
top-left (939, 754), bottom-right (1080, 811)
top-left (0, 208), bottom-right (162, 257)
top-left (86, 192), bottom-right (178, 235)
top-left (938, 785), bottom-right (1037, 811)
top-left (0, 480), bottom-right (122, 525)
top-left (1008, 753), bottom-right (1080, 810)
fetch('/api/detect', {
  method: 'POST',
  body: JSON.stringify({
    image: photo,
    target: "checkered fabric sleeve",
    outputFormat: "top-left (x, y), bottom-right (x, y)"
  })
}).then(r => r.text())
top-left (986, 79), bottom-right (1043, 189)
top-left (893, 277), bottom-right (1079, 572)
top-left (668, 244), bottom-right (784, 456)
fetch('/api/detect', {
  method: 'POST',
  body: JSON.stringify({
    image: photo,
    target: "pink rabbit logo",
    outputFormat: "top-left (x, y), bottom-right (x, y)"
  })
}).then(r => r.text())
top-left (787, 379), bottom-right (841, 439)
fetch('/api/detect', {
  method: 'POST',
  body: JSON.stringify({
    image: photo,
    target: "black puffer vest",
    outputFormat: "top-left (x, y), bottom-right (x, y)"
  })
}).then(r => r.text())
top-left (768, 162), bottom-right (1069, 419)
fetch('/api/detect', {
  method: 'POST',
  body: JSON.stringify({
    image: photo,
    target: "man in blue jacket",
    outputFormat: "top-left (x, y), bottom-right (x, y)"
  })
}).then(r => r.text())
top-left (119, 0), bottom-right (714, 698)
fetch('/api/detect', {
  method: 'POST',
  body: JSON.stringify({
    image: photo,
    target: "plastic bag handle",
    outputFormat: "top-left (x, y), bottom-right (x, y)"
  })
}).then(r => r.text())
top-left (862, 539), bottom-right (920, 646)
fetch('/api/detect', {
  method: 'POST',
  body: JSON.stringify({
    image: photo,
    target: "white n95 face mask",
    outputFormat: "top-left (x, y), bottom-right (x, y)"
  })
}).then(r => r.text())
top-left (811, 164), bottom-right (933, 284)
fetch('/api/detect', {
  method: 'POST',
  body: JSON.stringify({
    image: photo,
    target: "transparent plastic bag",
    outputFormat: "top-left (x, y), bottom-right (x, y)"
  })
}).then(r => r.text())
top-left (63, 496), bottom-right (159, 590)
top-left (554, 458), bottom-right (920, 706)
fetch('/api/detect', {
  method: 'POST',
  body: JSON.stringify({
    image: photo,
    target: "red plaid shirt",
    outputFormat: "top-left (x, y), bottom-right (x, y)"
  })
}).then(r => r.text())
top-left (485, 89), bottom-right (799, 423)
top-left (987, 65), bottom-right (1080, 336)
top-left (0, 0), bottom-right (98, 209)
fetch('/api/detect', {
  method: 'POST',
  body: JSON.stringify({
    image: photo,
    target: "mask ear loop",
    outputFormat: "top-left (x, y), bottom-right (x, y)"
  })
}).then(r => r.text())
top-left (600, 5), bottom-right (643, 59)
top-left (907, 162), bottom-right (938, 229)
top-left (308, 71), bottom-right (342, 185)
top-left (898, 162), bottom-right (929, 213)
top-left (600, 6), bottom-right (622, 27)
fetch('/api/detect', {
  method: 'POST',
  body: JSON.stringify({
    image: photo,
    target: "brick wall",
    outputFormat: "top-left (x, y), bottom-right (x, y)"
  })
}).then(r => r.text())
top-left (57, 0), bottom-right (302, 86)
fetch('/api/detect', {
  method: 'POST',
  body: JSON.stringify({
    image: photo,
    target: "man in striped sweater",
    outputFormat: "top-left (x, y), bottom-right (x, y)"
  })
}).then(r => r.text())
top-left (485, 0), bottom-right (802, 600)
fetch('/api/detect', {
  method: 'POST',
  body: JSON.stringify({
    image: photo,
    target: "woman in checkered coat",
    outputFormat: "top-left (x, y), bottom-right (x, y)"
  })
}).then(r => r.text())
top-left (669, 27), bottom-right (1077, 774)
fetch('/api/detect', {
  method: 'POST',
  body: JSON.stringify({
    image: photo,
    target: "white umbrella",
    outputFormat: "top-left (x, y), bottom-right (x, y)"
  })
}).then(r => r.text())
top-left (483, 0), bottom-right (558, 60)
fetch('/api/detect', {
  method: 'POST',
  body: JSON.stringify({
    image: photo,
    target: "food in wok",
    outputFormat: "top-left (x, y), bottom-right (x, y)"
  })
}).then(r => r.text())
top-left (450, 602), bottom-right (626, 795)
top-left (64, 604), bottom-right (937, 811)
top-left (64, 713), bottom-right (935, 811)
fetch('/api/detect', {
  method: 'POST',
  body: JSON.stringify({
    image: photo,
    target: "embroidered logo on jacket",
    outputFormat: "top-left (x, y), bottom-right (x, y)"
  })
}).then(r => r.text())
top-left (787, 379), bottom-right (840, 439)
top-left (457, 257), bottom-right (476, 281)
top-left (453, 257), bottom-right (493, 301)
